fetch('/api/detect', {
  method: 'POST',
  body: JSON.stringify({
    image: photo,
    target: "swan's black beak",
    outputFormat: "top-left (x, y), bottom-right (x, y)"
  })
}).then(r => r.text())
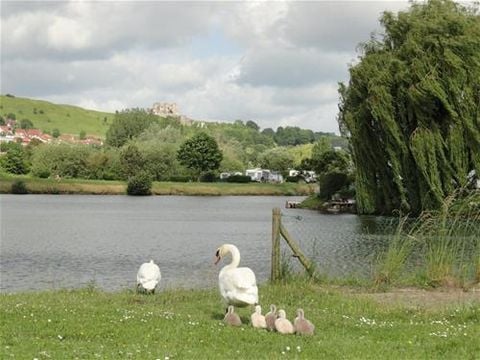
top-left (214, 250), bottom-right (221, 265)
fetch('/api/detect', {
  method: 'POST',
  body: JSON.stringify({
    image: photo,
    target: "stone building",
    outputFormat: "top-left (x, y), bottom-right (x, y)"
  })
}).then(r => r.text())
top-left (151, 102), bottom-right (179, 117)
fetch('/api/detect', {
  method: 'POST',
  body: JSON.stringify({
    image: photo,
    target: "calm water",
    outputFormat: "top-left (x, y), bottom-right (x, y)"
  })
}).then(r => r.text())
top-left (0, 195), bottom-right (393, 293)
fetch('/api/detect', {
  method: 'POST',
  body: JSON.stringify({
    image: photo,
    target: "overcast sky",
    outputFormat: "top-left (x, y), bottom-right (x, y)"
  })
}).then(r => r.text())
top-left (1, 0), bottom-right (414, 134)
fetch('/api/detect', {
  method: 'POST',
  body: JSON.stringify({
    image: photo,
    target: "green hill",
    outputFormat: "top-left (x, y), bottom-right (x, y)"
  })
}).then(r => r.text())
top-left (0, 95), bottom-right (113, 138)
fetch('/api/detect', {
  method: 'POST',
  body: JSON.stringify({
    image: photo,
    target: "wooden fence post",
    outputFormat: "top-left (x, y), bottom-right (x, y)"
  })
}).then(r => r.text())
top-left (279, 223), bottom-right (315, 277)
top-left (271, 207), bottom-right (281, 282)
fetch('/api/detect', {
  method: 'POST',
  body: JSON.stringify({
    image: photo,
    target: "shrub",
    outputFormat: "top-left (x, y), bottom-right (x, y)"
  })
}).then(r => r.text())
top-left (199, 172), bottom-right (217, 182)
top-left (127, 172), bottom-right (152, 195)
top-left (285, 176), bottom-right (303, 183)
top-left (11, 180), bottom-right (28, 194)
top-left (226, 175), bottom-right (251, 183)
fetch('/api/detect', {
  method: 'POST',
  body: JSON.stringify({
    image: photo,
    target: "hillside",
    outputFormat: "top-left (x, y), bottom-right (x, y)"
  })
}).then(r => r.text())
top-left (0, 95), bottom-right (113, 138)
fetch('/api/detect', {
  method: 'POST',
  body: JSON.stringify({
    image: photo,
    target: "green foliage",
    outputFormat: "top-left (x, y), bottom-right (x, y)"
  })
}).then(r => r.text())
top-left (106, 108), bottom-right (158, 147)
top-left (339, 0), bottom-right (480, 214)
top-left (245, 120), bottom-right (260, 131)
top-left (120, 144), bottom-right (145, 179)
top-left (199, 172), bottom-right (217, 182)
top-left (258, 147), bottom-right (295, 172)
top-left (375, 192), bottom-right (480, 287)
top-left (0, 143), bottom-right (29, 174)
top-left (319, 172), bottom-right (350, 200)
top-left (225, 175), bottom-right (251, 183)
top-left (79, 130), bottom-right (86, 140)
top-left (52, 128), bottom-right (60, 138)
top-left (126, 171), bottom-right (152, 195)
top-left (31, 144), bottom-right (92, 178)
top-left (11, 179), bottom-right (28, 194)
top-left (0, 115), bottom-right (5, 125)
top-left (136, 141), bottom-right (180, 181)
top-left (19, 118), bottom-right (34, 129)
top-left (6, 112), bottom-right (16, 120)
top-left (274, 126), bottom-right (315, 146)
top-left (177, 132), bottom-right (223, 180)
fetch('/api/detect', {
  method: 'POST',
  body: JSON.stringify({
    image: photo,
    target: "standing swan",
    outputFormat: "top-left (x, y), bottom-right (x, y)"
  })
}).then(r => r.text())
top-left (214, 244), bottom-right (258, 307)
top-left (136, 260), bottom-right (161, 294)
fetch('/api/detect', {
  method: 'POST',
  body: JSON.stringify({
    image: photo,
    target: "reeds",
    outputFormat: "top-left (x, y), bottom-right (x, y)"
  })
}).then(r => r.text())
top-left (375, 191), bottom-right (480, 288)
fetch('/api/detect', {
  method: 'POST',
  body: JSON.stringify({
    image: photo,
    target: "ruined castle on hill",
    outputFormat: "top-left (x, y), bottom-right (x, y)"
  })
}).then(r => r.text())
top-left (151, 102), bottom-right (179, 117)
top-left (150, 102), bottom-right (198, 126)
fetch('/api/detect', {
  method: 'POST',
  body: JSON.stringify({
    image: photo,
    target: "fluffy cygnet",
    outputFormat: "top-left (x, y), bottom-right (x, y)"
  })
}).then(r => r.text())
top-left (265, 304), bottom-right (277, 331)
top-left (251, 304), bottom-right (267, 329)
top-left (294, 308), bottom-right (315, 335)
top-left (274, 309), bottom-right (294, 334)
top-left (223, 305), bottom-right (242, 327)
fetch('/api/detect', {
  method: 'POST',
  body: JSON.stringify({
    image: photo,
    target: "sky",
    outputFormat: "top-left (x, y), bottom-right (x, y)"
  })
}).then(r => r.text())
top-left (1, 0), bottom-right (414, 134)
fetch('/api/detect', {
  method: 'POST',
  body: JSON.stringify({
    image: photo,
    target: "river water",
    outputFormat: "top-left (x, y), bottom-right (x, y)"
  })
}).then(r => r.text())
top-left (0, 195), bottom-right (394, 293)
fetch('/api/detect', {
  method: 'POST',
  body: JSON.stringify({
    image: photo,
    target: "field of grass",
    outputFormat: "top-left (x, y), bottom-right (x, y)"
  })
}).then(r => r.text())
top-left (1, 282), bottom-right (478, 359)
top-left (0, 174), bottom-right (317, 196)
top-left (0, 95), bottom-right (113, 137)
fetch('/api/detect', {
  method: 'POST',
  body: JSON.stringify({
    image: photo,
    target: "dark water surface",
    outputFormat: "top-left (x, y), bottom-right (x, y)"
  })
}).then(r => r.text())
top-left (0, 195), bottom-right (392, 292)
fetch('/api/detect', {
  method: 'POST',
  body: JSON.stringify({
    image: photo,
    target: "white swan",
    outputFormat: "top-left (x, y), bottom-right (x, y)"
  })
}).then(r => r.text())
top-left (136, 260), bottom-right (161, 294)
top-left (214, 244), bottom-right (258, 307)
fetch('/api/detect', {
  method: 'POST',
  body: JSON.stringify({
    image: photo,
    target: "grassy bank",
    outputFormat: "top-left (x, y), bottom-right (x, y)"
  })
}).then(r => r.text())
top-left (0, 95), bottom-right (112, 137)
top-left (1, 282), bottom-right (479, 359)
top-left (0, 175), bottom-right (317, 196)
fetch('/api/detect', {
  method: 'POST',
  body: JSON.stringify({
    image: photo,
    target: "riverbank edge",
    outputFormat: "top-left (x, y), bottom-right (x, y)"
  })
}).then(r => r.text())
top-left (0, 175), bottom-right (317, 196)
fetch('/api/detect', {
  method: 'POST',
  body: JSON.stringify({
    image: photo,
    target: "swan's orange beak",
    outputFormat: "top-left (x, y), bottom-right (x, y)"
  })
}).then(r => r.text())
top-left (214, 255), bottom-right (221, 265)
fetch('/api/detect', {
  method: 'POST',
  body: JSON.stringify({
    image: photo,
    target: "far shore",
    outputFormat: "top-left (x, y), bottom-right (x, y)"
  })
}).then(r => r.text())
top-left (0, 175), bottom-right (318, 196)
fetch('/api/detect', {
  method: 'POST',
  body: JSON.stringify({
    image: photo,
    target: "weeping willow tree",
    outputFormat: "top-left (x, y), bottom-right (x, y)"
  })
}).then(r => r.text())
top-left (338, 0), bottom-right (480, 215)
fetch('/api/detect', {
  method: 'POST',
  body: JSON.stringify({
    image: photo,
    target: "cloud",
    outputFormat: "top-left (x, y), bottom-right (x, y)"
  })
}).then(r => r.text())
top-left (1, 0), bottom-right (413, 134)
top-left (2, 1), bottom-right (217, 61)
top-left (235, 47), bottom-right (352, 87)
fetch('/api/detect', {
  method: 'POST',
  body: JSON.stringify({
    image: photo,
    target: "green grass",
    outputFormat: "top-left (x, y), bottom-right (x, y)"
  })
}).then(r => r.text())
top-left (1, 283), bottom-right (478, 359)
top-left (0, 174), bottom-right (317, 196)
top-left (374, 192), bottom-right (480, 289)
top-left (0, 95), bottom-right (113, 137)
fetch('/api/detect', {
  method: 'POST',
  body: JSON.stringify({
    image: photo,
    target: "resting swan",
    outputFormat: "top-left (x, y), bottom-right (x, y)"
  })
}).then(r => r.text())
top-left (136, 260), bottom-right (161, 294)
top-left (214, 244), bottom-right (258, 307)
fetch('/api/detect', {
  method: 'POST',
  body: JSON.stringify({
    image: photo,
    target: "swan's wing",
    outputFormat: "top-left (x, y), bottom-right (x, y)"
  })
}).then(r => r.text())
top-left (228, 267), bottom-right (257, 289)
top-left (137, 262), bottom-right (161, 290)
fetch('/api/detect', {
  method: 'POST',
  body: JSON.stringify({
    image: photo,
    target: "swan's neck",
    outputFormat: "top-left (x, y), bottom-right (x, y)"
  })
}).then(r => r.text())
top-left (224, 245), bottom-right (240, 269)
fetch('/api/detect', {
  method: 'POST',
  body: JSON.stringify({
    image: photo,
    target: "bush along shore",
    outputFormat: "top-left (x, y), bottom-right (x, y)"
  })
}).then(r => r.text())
top-left (0, 175), bottom-right (317, 196)
top-left (1, 281), bottom-right (479, 359)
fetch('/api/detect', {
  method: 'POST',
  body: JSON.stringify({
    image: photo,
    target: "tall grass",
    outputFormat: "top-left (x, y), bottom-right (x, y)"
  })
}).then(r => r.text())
top-left (374, 217), bottom-right (415, 287)
top-left (375, 191), bottom-right (480, 288)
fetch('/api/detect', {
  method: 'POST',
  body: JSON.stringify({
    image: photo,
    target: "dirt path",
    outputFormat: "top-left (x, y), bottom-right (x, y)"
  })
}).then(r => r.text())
top-left (355, 286), bottom-right (480, 309)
